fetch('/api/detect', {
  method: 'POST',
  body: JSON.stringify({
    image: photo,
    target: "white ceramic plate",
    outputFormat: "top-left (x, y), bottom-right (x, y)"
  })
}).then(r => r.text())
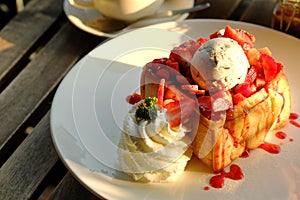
top-left (50, 19), bottom-right (300, 199)
top-left (63, 0), bottom-right (194, 37)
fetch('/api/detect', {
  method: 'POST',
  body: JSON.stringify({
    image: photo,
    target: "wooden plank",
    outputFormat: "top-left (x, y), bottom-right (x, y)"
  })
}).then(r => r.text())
top-left (0, 23), bottom-right (102, 155)
top-left (191, 0), bottom-right (243, 19)
top-left (0, 112), bottom-right (58, 200)
top-left (0, 0), bottom-right (64, 89)
top-left (240, 0), bottom-right (277, 27)
top-left (49, 173), bottom-right (103, 200)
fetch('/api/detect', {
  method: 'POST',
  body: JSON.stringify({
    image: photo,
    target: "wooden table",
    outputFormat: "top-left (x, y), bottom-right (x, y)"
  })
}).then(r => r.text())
top-left (0, 0), bottom-right (284, 199)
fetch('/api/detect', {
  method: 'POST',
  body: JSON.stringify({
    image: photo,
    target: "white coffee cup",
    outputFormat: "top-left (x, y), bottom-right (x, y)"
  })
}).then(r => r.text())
top-left (68, 0), bottom-right (165, 22)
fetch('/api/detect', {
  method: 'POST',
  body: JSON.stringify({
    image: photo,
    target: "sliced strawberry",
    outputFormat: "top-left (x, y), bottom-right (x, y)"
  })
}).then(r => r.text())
top-left (248, 83), bottom-right (257, 95)
top-left (181, 85), bottom-right (205, 95)
top-left (148, 59), bottom-right (183, 83)
top-left (245, 65), bottom-right (257, 83)
top-left (209, 30), bottom-right (222, 39)
top-left (235, 82), bottom-right (248, 93)
top-left (277, 62), bottom-right (283, 73)
top-left (235, 82), bottom-right (256, 98)
top-left (165, 59), bottom-right (180, 72)
top-left (258, 47), bottom-right (272, 56)
top-left (169, 40), bottom-right (200, 65)
top-left (246, 48), bottom-right (260, 65)
top-left (169, 47), bottom-right (192, 66)
top-left (260, 54), bottom-right (278, 82)
top-left (164, 88), bottom-right (178, 101)
top-left (255, 62), bottom-right (265, 78)
top-left (179, 39), bottom-right (201, 55)
top-left (223, 26), bottom-right (254, 50)
top-left (164, 98), bottom-right (195, 128)
top-left (197, 37), bottom-right (209, 45)
top-left (157, 79), bottom-right (165, 107)
top-left (126, 93), bottom-right (141, 104)
top-left (163, 99), bottom-right (175, 107)
top-left (152, 58), bottom-right (168, 64)
top-left (156, 68), bottom-right (170, 79)
top-left (197, 96), bottom-right (213, 119)
top-left (232, 93), bottom-right (246, 105)
top-left (164, 85), bottom-right (187, 101)
top-left (236, 29), bottom-right (255, 42)
top-left (211, 90), bottom-right (233, 112)
top-left (212, 98), bottom-right (232, 112)
top-left (255, 75), bottom-right (266, 89)
top-left (164, 101), bottom-right (182, 127)
top-left (144, 62), bottom-right (162, 79)
top-left (181, 84), bottom-right (197, 90)
top-left (170, 43), bottom-right (192, 61)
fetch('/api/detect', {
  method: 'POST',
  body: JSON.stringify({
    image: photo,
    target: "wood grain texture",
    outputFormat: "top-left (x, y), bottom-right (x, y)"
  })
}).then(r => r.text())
top-left (0, 23), bottom-right (102, 153)
top-left (0, 112), bottom-right (58, 200)
top-left (0, 0), bottom-right (64, 89)
top-left (49, 173), bottom-right (103, 200)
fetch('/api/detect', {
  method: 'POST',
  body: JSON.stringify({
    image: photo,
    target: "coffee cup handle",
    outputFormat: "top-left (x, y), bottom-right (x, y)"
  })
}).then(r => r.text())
top-left (67, 0), bottom-right (95, 9)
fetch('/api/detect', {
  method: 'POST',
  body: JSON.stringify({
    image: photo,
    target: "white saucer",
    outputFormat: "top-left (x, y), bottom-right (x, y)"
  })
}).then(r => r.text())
top-left (63, 0), bottom-right (194, 37)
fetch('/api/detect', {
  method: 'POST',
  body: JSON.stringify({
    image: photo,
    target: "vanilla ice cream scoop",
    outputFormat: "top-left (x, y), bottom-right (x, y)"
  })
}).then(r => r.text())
top-left (190, 37), bottom-right (250, 91)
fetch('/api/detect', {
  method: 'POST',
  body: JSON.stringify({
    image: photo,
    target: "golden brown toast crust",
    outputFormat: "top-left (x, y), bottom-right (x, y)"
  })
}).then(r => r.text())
top-left (192, 71), bottom-right (290, 171)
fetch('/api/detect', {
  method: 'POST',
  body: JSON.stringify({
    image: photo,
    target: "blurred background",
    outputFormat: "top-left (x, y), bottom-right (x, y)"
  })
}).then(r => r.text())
top-left (0, 0), bottom-right (31, 28)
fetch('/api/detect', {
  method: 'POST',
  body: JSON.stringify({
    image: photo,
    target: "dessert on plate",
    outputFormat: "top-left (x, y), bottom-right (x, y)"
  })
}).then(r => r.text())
top-left (189, 29), bottom-right (290, 171)
top-left (118, 80), bottom-right (196, 182)
top-left (118, 25), bottom-right (291, 182)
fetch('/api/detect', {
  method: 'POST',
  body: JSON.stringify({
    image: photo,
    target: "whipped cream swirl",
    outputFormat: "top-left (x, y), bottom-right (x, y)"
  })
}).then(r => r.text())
top-left (118, 100), bottom-right (193, 182)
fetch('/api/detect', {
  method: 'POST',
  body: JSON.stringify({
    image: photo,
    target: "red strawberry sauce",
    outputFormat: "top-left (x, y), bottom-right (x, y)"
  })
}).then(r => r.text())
top-left (275, 131), bottom-right (287, 139)
top-left (258, 142), bottom-right (281, 154)
top-left (203, 186), bottom-right (210, 191)
top-left (290, 120), bottom-right (300, 128)
top-left (289, 113), bottom-right (299, 120)
top-left (289, 112), bottom-right (300, 128)
top-left (204, 112), bottom-right (300, 190)
top-left (208, 164), bottom-right (244, 189)
top-left (240, 148), bottom-right (250, 158)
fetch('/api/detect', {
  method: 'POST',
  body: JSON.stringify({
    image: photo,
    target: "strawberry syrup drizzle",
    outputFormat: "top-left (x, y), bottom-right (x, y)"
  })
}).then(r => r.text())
top-left (202, 112), bottom-right (299, 191)
top-left (289, 113), bottom-right (299, 120)
top-left (289, 112), bottom-right (300, 128)
top-left (240, 148), bottom-right (250, 158)
top-left (290, 120), bottom-right (300, 128)
top-left (275, 131), bottom-right (287, 139)
top-left (208, 164), bottom-right (244, 189)
top-left (203, 186), bottom-right (210, 191)
top-left (260, 112), bottom-right (300, 154)
top-left (258, 141), bottom-right (281, 154)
